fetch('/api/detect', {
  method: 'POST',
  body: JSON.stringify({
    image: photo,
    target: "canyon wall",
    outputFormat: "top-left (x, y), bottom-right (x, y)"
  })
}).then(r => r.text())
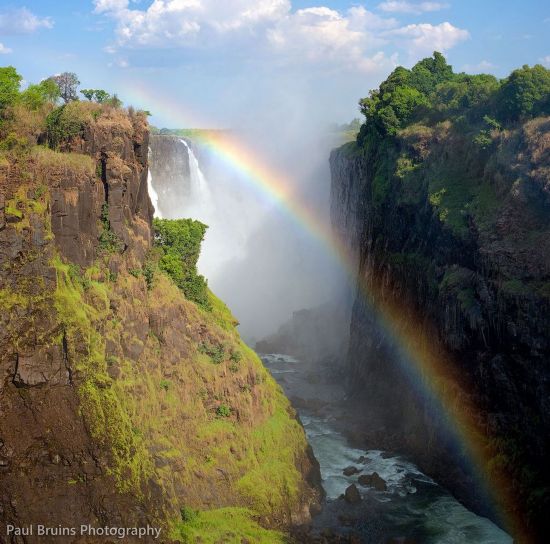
top-left (330, 117), bottom-right (550, 542)
top-left (0, 103), bottom-right (321, 542)
top-left (148, 135), bottom-right (191, 218)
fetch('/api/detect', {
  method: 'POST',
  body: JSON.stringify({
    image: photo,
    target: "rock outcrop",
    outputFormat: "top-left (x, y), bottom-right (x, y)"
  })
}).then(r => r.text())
top-left (330, 117), bottom-right (550, 542)
top-left (0, 104), bottom-right (322, 542)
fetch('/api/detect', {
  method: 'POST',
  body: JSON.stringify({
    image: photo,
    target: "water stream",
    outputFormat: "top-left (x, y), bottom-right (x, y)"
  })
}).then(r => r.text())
top-left (262, 354), bottom-right (512, 544)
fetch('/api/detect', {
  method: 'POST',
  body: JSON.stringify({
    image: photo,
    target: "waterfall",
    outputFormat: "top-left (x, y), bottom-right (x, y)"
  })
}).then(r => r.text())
top-left (179, 139), bottom-right (213, 224)
top-left (146, 167), bottom-right (161, 218)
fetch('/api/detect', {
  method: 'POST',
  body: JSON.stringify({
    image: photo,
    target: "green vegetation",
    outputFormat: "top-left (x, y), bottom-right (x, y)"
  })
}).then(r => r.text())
top-left (175, 507), bottom-right (286, 544)
top-left (153, 218), bottom-right (210, 309)
top-left (198, 341), bottom-right (226, 364)
top-left (80, 89), bottom-right (112, 103)
top-left (0, 66), bottom-right (22, 110)
top-left (354, 53), bottom-right (550, 237)
top-left (0, 66), bottom-right (129, 158)
top-left (20, 79), bottom-right (60, 110)
top-left (99, 203), bottom-right (123, 253)
top-left (52, 256), bottom-right (154, 494)
top-left (358, 53), bottom-right (550, 145)
top-left (46, 101), bottom-right (99, 149)
top-left (216, 404), bottom-right (231, 417)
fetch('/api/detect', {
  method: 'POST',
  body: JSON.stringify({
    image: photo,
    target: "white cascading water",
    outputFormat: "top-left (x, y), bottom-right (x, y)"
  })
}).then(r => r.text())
top-left (179, 139), bottom-right (214, 225)
top-left (147, 168), bottom-right (161, 218)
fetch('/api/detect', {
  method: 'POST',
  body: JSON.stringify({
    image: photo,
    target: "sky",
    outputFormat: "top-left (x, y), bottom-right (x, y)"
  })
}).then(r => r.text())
top-left (1, 1), bottom-right (548, 127)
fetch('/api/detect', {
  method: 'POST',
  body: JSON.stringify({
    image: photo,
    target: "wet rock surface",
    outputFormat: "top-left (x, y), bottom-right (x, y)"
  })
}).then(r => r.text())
top-left (329, 118), bottom-right (550, 539)
top-left (263, 354), bottom-right (512, 544)
top-left (358, 473), bottom-right (387, 492)
top-left (344, 484), bottom-right (362, 504)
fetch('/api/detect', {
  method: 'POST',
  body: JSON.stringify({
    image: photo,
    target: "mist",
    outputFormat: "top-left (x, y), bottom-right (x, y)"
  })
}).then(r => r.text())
top-left (149, 81), bottom-right (356, 344)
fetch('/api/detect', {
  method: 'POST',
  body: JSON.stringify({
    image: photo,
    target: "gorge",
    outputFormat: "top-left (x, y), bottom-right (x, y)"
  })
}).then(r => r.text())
top-left (1, 53), bottom-right (549, 544)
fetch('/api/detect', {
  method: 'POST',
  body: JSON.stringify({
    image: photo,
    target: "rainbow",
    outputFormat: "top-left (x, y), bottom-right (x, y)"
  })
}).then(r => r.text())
top-left (119, 82), bottom-right (526, 541)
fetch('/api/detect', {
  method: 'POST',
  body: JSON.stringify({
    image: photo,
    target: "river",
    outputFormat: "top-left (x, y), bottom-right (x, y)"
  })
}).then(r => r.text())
top-left (261, 354), bottom-right (512, 544)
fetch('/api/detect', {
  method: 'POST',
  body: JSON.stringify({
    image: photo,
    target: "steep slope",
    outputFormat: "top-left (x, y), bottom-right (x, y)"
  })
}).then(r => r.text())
top-left (330, 56), bottom-right (549, 543)
top-left (0, 98), bottom-right (321, 542)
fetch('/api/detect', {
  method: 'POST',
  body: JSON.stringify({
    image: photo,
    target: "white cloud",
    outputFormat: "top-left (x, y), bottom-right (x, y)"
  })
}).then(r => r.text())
top-left (0, 7), bottom-right (53, 34)
top-left (94, 0), bottom-right (129, 13)
top-left (266, 6), bottom-right (397, 72)
top-left (0, 42), bottom-right (12, 54)
top-left (387, 21), bottom-right (468, 55)
top-left (378, 1), bottom-right (449, 15)
top-left (94, 0), bottom-right (291, 45)
top-left (540, 55), bottom-right (550, 68)
top-left (93, 1), bottom-right (467, 73)
top-left (347, 5), bottom-right (398, 30)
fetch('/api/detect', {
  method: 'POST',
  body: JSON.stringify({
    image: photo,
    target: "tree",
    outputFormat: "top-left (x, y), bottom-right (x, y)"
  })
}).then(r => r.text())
top-left (153, 218), bottom-right (210, 309)
top-left (20, 78), bottom-right (61, 110)
top-left (51, 72), bottom-right (80, 103)
top-left (498, 64), bottom-right (550, 120)
top-left (105, 93), bottom-right (122, 108)
top-left (93, 89), bottom-right (110, 103)
top-left (80, 89), bottom-right (95, 101)
top-left (0, 66), bottom-right (22, 110)
top-left (39, 78), bottom-right (61, 103)
top-left (410, 52), bottom-right (455, 95)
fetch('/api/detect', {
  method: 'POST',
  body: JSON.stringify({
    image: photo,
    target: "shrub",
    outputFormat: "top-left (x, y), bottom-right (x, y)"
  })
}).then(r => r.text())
top-left (99, 203), bottom-right (123, 253)
top-left (198, 342), bottom-right (225, 364)
top-left (153, 218), bottom-right (210, 309)
top-left (46, 103), bottom-right (88, 149)
top-left (180, 506), bottom-right (197, 523)
top-left (216, 404), bottom-right (231, 418)
top-left (143, 259), bottom-right (156, 290)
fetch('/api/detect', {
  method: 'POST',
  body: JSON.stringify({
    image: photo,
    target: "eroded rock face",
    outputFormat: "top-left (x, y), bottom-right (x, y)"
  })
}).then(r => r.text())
top-left (12, 345), bottom-right (70, 387)
top-left (330, 118), bottom-right (550, 540)
top-left (0, 111), bottom-right (161, 542)
top-left (0, 108), bottom-right (323, 541)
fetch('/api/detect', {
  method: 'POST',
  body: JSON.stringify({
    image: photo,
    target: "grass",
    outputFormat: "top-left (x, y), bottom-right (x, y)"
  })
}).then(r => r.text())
top-left (174, 507), bottom-right (287, 544)
top-left (32, 146), bottom-right (95, 177)
top-left (52, 255), bottom-right (154, 495)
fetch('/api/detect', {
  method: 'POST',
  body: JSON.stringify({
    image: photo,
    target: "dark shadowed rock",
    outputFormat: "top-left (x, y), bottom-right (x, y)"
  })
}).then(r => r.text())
top-left (344, 484), bottom-right (361, 503)
top-left (358, 472), bottom-right (387, 491)
top-left (343, 465), bottom-right (359, 476)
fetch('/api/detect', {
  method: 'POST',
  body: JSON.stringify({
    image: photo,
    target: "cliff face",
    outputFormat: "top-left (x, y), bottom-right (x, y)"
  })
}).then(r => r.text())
top-left (0, 104), bottom-right (321, 542)
top-left (330, 117), bottom-right (550, 541)
top-left (148, 136), bottom-right (191, 218)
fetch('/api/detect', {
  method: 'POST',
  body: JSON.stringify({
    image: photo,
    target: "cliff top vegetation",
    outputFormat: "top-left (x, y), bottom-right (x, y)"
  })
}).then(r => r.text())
top-left (358, 52), bottom-right (550, 145)
top-left (0, 67), bottom-right (148, 154)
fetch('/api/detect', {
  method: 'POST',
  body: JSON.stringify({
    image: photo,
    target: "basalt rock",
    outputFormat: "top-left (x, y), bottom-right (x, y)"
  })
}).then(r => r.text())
top-left (344, 484), bottom-right (361, 504)
top-left (358, 472), bottom-right (387, 492)
top-left (330, 117), bottom-right (550, 541)
top-left (0, 106), bottom-right (322, 541)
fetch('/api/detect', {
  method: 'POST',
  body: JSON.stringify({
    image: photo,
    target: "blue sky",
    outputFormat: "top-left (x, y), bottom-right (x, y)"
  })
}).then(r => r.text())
top-left (1, 1), bottom-right (549, 127)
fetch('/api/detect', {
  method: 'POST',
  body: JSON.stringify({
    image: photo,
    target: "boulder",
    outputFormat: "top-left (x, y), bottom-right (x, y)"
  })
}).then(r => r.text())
top-left (343, 465), bottom-right (359, 476)
top-left (344, 484), bottom-right (361, 503)
top-left (358, 472), bottom-right (387, 491)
